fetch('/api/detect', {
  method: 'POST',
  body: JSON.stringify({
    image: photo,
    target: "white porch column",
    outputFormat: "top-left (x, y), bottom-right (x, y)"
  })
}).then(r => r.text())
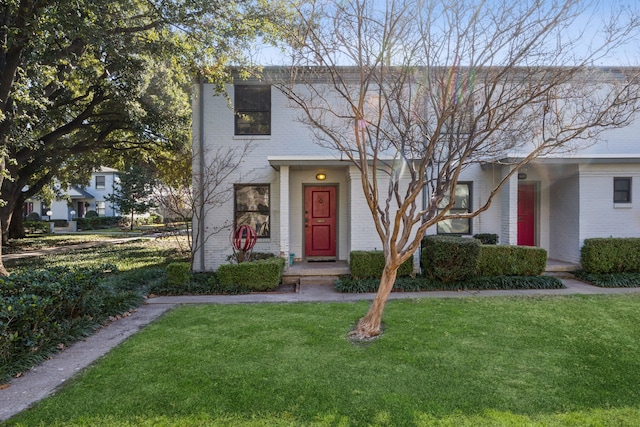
top-left (279, 165), bottom-right (290, 262)
top-left (501, 165), bottom-right (518, 245)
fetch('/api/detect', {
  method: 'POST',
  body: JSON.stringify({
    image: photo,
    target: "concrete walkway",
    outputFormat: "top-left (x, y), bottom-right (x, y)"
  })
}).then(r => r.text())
top-left (2, 258), bottom-right (640, 421)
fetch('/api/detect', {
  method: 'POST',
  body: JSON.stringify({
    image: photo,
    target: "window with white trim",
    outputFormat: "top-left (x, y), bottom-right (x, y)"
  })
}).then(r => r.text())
top-left (614, 177), bottom-right (631, 203)
top-left (96, 201), bottom-right (106, 216)
top-left (437, 182), bottom-right (472, 234)
top-left (234, 184), bottom-right (270, 237)
top-left (234, 85), bottom-right (271, 136)
top-left (95, 175), bottom-right (106, 189)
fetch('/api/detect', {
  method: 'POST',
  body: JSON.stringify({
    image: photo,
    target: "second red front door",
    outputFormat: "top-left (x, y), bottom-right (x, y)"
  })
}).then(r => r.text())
top-left (517, 183), bottom-right (536, 246)
top-left (305, 186), bottom-right (337, 258)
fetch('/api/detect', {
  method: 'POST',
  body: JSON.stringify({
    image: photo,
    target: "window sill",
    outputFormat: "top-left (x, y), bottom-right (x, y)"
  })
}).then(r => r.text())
top-left (233, 135), bottom-right (271, 141)
top-left (614, 203), bottom-right (633, 209)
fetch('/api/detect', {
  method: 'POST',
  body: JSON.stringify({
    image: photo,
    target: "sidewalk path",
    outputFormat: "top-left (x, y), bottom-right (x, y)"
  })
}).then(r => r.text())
top-left (2, 273), bottom-right (640, 421)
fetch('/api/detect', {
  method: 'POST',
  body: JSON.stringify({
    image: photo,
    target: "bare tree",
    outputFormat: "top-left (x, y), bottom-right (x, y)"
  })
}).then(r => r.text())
top-left (276, 0), bottom-right (640, 339)
top-left (156, 143), bottom-right (253, 268)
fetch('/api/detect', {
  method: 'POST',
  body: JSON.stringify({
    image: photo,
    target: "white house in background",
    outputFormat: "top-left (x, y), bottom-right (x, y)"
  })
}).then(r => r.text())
top-left (24, 167), bottom-right (120, 221)
top-left (192, 68), bottom-right (640, 272)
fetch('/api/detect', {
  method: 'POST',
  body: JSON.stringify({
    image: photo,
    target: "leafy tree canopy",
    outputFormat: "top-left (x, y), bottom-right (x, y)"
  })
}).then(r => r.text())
top-left (0, 0), bottom-right (291, 243)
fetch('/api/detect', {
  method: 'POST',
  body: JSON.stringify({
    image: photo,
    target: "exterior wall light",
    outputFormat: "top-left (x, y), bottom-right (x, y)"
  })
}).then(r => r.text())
top-left (316, 173), bottom-right (327, 181)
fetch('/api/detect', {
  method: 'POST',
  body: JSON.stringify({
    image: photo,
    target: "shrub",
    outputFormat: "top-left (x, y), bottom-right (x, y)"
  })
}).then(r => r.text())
top-left (166, 262), bottom-right (191, 287)
top-left (473, 233), bottom-right (499, 245)
top-left (52, 219), bottom-right (69, 227)
top-left (76, 215), bottom-right (123, 230)
top-left (217, 257), bottom-right (286, 291)
top-left (349, 251), bottom-right (414, 280)
top-left (581, 238), bottom-right (640, 274)
top-left (85, 210), bottom-right (98, 218)
top-left (24, 220), bottom-right (50, 234)
top-left (335, 275), bottom-right (563, 293)
top-left (477, 245), bottom-right (547, 276)
top-left (26, 212), bottom-right (41, 221)
top-left (421, 236), bottom-right (481, 283)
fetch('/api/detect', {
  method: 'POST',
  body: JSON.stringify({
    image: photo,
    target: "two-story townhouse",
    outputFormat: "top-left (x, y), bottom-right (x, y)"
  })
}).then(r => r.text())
top-left (192, 68), bottom-right (640, 272)
top-left (24, 167), bottom-right (121, 221)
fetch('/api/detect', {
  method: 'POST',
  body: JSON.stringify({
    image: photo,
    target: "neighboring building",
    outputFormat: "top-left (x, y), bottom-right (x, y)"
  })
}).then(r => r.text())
top-left (192, 68), bottom-right (640, 271)
top-left (24, 167), bottom-right (120, 221)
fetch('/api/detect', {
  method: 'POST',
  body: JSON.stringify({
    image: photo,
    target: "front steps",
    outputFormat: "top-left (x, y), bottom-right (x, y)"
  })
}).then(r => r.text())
top-left (282, 261), bottom-right (350, 286)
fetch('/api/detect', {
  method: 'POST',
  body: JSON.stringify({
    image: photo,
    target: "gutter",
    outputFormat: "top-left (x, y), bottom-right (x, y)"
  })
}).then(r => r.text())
top-left (198, 80), bottom-right (206, 272)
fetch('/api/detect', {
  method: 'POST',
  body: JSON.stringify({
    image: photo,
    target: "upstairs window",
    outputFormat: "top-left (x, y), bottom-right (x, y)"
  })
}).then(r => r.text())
top-left (95, 175), bottom-right (106, 189)
top-left (437, 182), bottom-right (472, 234)
top-left (614, 177), bottom-right (631, 203)
top-left (234, 85), bottom-right (271, 136)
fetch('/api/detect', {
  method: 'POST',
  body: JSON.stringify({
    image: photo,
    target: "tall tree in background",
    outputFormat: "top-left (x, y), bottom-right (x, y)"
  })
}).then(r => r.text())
top-left (0, 0), bottom-right (289, 275)
top-left (279, 0), bottom-right (640, 339)
top-left (105, 164), bottom-right (156, 231)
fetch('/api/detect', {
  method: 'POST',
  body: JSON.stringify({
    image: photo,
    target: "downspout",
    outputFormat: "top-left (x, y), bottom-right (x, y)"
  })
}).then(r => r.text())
top-left (198, 79), bottom-right (206, 272)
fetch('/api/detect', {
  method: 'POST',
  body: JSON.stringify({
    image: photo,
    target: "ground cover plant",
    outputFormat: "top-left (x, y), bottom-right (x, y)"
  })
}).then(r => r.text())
top-left (4, 234), bottom-right (121, 254)
top-left (7, 294), bottom-right (640, 426)
top-left (4, 238), bottom-right (187, 273)
top-left (1, 237), bottom-right (187, 382)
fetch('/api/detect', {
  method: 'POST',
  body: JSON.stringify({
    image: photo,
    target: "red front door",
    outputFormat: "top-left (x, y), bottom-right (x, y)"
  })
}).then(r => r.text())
top-left (517, 183), bottom-right (536, 246)
top-left (305, 186), bottom-right (337, 258)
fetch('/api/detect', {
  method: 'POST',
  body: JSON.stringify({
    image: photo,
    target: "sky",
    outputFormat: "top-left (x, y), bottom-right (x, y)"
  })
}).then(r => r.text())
top-left (248, 0), bottom-right (640, 67)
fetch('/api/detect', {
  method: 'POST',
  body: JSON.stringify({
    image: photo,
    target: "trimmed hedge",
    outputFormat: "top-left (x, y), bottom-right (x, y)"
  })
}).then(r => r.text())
top-left (581, 238), bottom-right (640, 274)
top-left (217, 257), bottom-right (286, 291)
top-left (422, 236), bottom-right (481, 283)
top-left (24, 220), bottom-right (51, 234)
top-left (349, 251), bottom-right (414, 280)
top-left (473, 233), bottom-right (499, 245)
top-left (76, 216), bottom-right (124, 230)
top-left (477, 245), bottom-right (547, 276)
top-left (166, 262), bottom-right (191, 287)
top-left (336, 275), bottom-right (564, 293)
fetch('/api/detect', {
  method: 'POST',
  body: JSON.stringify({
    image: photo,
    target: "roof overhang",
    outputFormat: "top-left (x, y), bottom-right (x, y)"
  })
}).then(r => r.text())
top-left (67, 187), bottom-right (95, 199)
top-left (482, 155), bottom-right (640, 169)
top-left (268, 156), bottom-right (351, 171)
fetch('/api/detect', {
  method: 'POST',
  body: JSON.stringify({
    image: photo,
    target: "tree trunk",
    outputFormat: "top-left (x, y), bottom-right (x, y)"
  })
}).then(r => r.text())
top-left (0, 180), bottom-right (21, 246)
top-left (349, 263), bottom-right (399, 340)
top-left (130, 211), bottom-right (134, 231)
top-left (0, 158), bottom-right (10, 276)
top-left (8, 193), bottom-right (27, 239)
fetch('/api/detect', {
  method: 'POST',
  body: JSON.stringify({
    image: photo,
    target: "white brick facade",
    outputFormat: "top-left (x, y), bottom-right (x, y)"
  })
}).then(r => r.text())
top-left (193, 77), bottom-right (640, 271)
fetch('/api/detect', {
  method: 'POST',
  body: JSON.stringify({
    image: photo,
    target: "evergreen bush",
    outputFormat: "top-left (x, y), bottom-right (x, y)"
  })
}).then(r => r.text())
top-left (217, 257), bottom-right (285, 291)
top-left (477, 245), bottom-right (547, 276)
top-left (166, 262), bottom-right (191, 287)
top-left (421, 236), bottom-right (481, 283)
top-left (349, 251), bottom-right (414, 279)
top-left (473, 233), bottom-right (499, 245)
top-left (581, 238), bottom-right (640, 274)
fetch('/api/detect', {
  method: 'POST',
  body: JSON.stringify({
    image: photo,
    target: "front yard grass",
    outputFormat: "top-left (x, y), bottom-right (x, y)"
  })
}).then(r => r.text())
top-left (7, 294), bottom-right (640, 426)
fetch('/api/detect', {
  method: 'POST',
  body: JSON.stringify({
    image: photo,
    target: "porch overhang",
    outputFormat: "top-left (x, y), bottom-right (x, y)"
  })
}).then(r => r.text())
top-left (481, 154), bottom-right (640, 170)
top-left (67, 186), bottom-right (95, 199)
top-left (268, 156), bottom-right (351, 171)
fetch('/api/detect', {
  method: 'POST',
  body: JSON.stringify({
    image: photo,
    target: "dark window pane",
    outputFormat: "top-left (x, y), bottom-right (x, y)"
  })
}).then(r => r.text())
top-left (235, 85), bottom-right (271, 135)
top-left (614, 178), bottom-right (631, 203)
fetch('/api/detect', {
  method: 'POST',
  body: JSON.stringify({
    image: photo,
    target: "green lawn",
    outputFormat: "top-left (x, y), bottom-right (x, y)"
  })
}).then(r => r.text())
top-left (7, 295), bottom-right (640, 426)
